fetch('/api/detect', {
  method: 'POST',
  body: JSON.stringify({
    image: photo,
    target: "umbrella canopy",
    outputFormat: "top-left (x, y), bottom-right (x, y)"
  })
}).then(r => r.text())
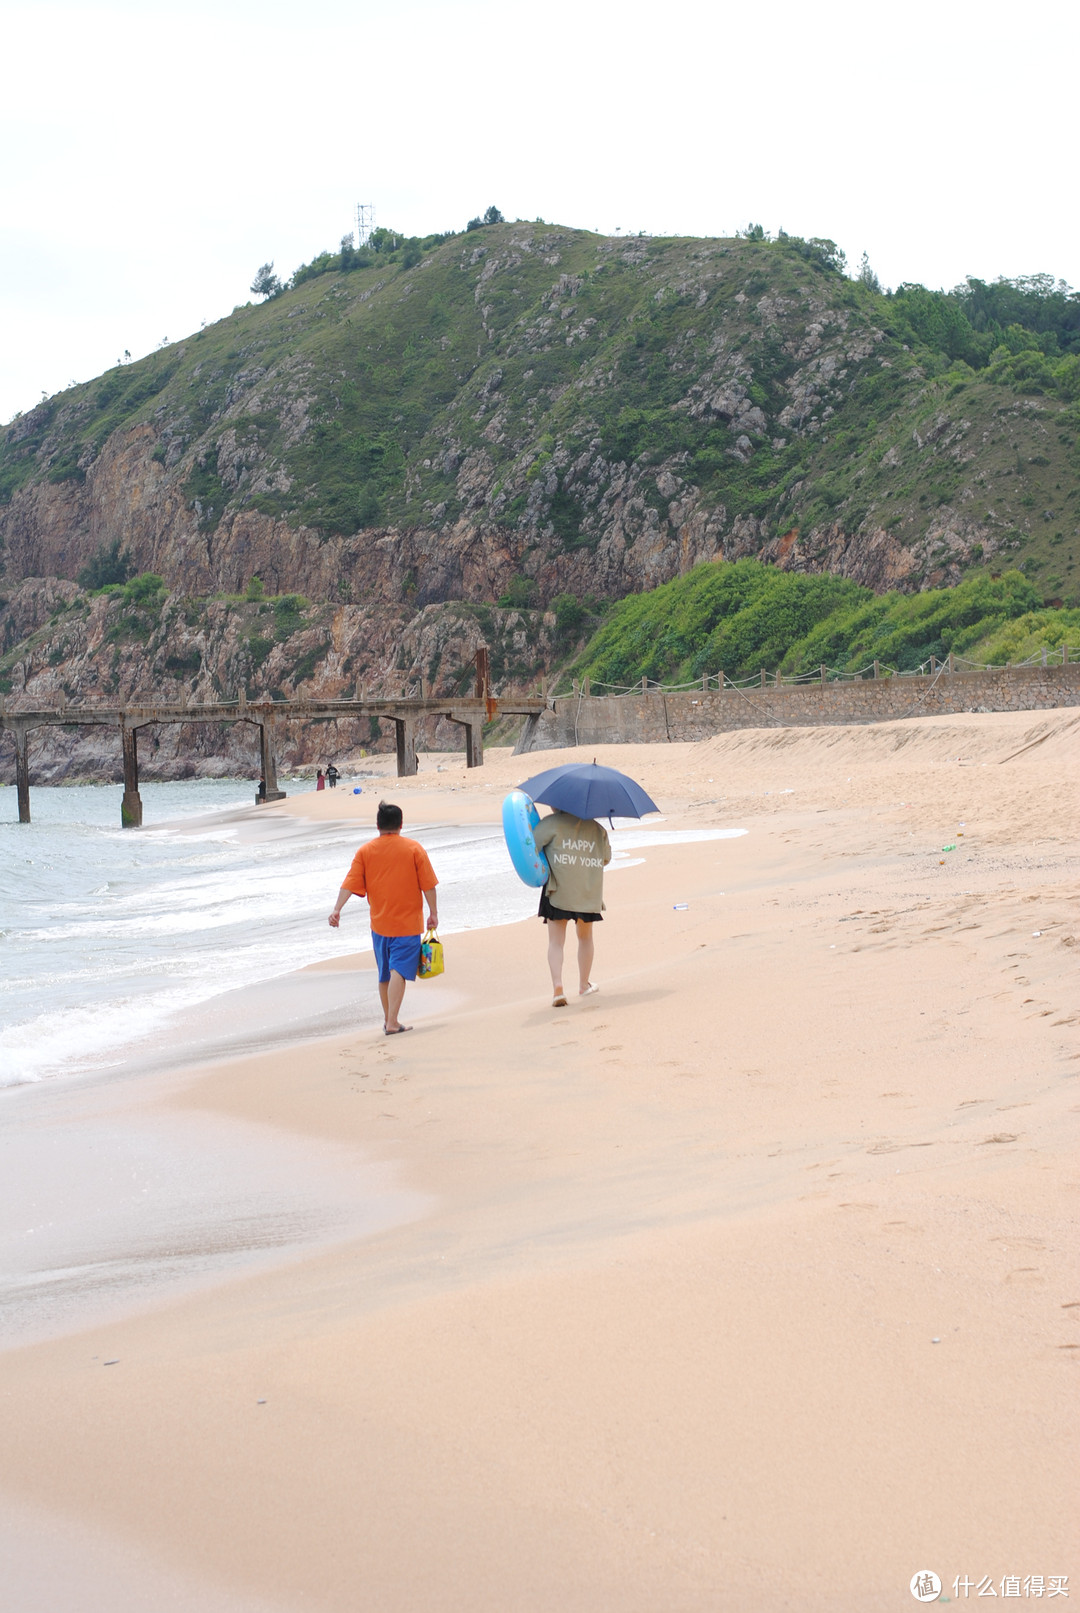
top-left (515, 761), bottom-right (659, 821)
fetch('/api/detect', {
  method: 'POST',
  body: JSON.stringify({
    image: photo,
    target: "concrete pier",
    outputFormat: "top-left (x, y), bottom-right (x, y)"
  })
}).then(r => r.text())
top-left (1, 671), bottom-right (545, 825)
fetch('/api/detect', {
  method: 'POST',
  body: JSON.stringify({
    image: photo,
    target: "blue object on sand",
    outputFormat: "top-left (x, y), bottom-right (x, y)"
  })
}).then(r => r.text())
top-left (353, 786), bottom-right (363, 795)
top-left (514, 761), bottom-right (659, 822)
top-left (502, 791), bottom-right (549, 887)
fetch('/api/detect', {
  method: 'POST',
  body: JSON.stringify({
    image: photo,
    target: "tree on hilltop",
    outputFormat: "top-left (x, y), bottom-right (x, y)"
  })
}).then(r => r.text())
top-left (250, 262), bottom-right (283, 299)
top-left (858, 252), bottom-right (883, 294)
top-left (467, 205), bottom-right (505, 231)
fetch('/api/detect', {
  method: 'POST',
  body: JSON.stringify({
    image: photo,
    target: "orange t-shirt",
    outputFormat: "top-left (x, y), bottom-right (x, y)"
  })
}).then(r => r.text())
top-left (342, 834), bottom-right (438, 937)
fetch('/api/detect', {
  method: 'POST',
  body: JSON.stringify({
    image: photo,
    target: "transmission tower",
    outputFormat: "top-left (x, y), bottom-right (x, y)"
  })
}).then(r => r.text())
top-left (355, 203), bottom-right (375, 247)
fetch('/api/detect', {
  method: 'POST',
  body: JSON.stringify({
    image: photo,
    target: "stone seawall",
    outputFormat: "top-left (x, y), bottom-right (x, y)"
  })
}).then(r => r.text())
top-left (520, 663), bottom-right (1080, 750)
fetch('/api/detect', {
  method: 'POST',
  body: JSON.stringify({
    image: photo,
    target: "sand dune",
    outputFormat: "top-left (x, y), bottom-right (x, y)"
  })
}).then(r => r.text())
top-left (1, 710), bottom-right (1076, 1611)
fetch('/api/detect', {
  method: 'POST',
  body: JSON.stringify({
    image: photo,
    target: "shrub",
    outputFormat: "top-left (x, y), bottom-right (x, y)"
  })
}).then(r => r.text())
top-left (497, 576), bottom-right (537, 609)
top-left (273, 594), bottom-right (307, 640)
top-left (123, 572), bottom-right (167, 606)
top-left (78, 538), bottom-right (133, 591)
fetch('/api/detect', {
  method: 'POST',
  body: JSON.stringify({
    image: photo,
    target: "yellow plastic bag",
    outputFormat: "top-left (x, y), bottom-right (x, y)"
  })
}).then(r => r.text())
top-left (418, 928), bottom-right (444, 979)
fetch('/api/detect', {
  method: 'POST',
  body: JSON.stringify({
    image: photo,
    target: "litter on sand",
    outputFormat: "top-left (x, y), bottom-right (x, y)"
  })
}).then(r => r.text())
top-left (673, 903), bottom-right (689, 911)
top-left (942, 843), bottom-right (957, 852)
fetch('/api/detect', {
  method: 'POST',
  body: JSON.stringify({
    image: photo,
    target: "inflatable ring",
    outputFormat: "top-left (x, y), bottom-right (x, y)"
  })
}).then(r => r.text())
top-left (502, 790), bottom-right (549, 888)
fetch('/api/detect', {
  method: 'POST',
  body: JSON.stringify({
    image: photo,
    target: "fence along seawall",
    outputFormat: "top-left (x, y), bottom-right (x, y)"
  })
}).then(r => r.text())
top-left (518, 662), bottom-right (1080, 751)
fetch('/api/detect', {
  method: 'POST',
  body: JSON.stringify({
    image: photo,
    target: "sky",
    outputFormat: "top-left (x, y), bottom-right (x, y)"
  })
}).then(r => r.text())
top-left (2, 0), bottom-right (1077, 424)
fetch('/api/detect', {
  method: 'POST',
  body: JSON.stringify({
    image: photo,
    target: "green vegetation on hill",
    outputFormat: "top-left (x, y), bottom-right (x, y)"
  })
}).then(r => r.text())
top-left (570, 560), bottom-right (1076, 685)
top-left (889, 275), bottom-right (1080, 390)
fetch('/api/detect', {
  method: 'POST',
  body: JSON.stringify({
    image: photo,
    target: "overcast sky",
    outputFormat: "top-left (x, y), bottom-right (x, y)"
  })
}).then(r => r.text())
top-left (2, 0), bottom-right (1076, 423)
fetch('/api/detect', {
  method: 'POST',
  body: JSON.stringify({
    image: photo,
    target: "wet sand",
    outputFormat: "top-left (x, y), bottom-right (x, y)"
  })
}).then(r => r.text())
top-left (1, 711), bottom-right (1077, 1610)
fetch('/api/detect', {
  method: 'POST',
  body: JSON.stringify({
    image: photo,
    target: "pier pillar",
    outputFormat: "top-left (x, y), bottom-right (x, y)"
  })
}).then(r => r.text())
top-left (15, 726), bottom-right (31, 823)
top-left (474, 646), bottom-right (490, 700)
top-left (121, 723), bottom-right (143, 828)
top-left (511, 712), bottom-right (540, 756)
top-left (445, 710), bottom-right (484, 767)
top-left (258, 722), bottom-right (286, 802)
top-left (394, 717), bottom-right (418, 777)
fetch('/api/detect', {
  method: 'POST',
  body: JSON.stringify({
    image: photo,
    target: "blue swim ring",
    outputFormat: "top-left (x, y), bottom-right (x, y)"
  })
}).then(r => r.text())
top-left (502, 790), bottom-right (549, 888)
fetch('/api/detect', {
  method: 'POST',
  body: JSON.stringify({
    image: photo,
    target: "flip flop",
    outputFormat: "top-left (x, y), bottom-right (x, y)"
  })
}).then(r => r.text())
top-left (384, 1024), bottom-right (412, 1035)
top-left (580, 983), bottom-right (599, 997)
top-left (552, 993), bottom-right (568, 1008)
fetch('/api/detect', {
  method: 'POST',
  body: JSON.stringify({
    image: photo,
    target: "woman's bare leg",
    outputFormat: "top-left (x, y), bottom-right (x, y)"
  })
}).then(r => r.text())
top-left (576, 920), bottom-right (595, 993)
top-left (547, 920), bottom-right (568, 997)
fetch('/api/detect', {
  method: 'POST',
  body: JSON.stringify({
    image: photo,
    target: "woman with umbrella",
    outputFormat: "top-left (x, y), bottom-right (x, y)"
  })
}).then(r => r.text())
top-left (515, 761), bottom-right (659, 1009)
top-left (533, 809), bottom-right (610, 1007)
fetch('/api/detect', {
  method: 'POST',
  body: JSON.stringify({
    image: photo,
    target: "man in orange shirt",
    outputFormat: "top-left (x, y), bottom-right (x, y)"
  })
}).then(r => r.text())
top-left (328, 801), bottom-right (439, 1035)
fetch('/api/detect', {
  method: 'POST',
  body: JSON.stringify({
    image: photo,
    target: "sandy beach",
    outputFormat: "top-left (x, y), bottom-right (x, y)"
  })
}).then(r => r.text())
top-left (1, 711), bottom-right (1077, 1611)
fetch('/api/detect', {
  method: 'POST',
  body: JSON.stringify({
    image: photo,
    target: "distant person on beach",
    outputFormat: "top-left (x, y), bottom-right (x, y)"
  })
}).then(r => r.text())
top-left (328, 801), bottom-right (439, 1035)
top-left (316, 769), bottom-right (325, 791)
top-left (326, 763), bottom-right (340, 789)
top-left (533, 811), bottom-right (611, 1008)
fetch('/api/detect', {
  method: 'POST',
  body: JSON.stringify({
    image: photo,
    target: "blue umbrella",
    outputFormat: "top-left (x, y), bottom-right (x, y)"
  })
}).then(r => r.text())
top-left (515, 760), bottom-right (659, 821)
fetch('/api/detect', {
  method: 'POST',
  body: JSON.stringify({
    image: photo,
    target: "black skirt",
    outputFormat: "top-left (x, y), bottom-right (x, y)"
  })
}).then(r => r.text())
top-left (538, 889), bottom-right (603, 924)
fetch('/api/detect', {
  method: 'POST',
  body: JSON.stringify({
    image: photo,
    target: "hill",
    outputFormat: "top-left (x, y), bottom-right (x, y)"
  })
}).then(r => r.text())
top-left (4, 221), bottom-right (1079, 603)
top-left (1, 217), bottom-right (1079, 770)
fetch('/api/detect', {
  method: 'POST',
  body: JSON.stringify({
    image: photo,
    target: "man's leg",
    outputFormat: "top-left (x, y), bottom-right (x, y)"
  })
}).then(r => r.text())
top-left (378, 978), bottom-right (390, 1028)
top-left (385, 970), bottom-right (408, 1032)
top-left (576, 920), bottom-right (595, 993)
top-left (547, 920), bottom-right (568, 998)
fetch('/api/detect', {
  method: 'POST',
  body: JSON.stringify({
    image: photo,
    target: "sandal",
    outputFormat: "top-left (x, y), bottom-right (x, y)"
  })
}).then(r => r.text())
top-left (552, 992), bottom-right (568, 1008)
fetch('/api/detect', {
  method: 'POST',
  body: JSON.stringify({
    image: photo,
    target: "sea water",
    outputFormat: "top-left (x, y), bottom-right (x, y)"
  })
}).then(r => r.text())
top-left (0, 779), bottom-right (539, 1088)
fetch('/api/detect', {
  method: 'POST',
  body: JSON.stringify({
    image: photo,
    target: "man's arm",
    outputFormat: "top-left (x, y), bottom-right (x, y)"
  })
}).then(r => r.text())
top-left (422, 886), bottom-right (438, 930)
top-left (328, 887), bottom-right (354, 928)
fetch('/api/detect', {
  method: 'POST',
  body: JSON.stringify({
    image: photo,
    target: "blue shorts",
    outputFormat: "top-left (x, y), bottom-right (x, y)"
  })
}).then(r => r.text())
top-left (372, 932), bottom-right (422, 984)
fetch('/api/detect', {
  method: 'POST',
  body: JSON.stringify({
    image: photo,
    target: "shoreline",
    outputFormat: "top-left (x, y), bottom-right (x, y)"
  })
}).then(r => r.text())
top-left (2, 713), bottom-right (1077, 1610)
